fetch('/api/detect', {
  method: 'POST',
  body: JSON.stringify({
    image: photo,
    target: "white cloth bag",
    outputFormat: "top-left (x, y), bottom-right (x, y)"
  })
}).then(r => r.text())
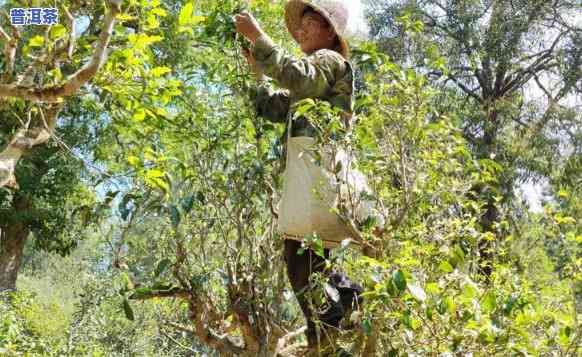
top-left (277, 135), bottom-right (383, 248)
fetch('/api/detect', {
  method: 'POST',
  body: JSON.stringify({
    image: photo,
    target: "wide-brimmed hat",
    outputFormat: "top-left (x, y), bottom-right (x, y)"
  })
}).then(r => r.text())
top-left (284, 0), bottom-right (350, 58)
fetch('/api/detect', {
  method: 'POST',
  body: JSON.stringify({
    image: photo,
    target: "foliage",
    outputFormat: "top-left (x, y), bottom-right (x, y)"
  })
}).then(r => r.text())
top-left (0, 0), bottom-right (579, 356)
top-left (1, 234), bottom-right (201, 356)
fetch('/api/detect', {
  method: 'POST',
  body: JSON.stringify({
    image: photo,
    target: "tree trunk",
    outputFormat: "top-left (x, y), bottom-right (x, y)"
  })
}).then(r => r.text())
top-left (478, 199), bottom-right (498, 280)
top-left (0, 195), bottom-right (31, 292)
top-left (477, 103), bottom-right (501, 282)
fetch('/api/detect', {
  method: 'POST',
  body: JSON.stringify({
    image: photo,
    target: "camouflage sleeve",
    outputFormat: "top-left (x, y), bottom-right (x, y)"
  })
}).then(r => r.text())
top-left (250, 79), bottom-right (290, 123)
top-left (251, 34), bottom-right (346, 99)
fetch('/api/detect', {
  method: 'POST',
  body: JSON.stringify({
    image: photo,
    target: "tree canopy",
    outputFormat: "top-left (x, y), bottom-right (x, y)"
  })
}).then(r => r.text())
top-left (0, 0), bottom-right (580, 356)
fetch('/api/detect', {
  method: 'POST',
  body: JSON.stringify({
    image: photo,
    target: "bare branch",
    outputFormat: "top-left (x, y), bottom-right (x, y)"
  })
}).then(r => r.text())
top-left (501, 57), bottom-right (556, 96)
top-left (0, 24), bottom-right (18, 82)
top-left (164, 321), bottom-right (195, 334)
top-left (501, 30), bottom-right (568, 96)
top-left (0, 104), bottom-right (62, 189)
top-left (447, 75), bottom-right (483, 103)
top-left (62, 6), bottom-right (77, 60)
top-left (533, 73), bottom-right (554, 100)
top-left (0, 25), bottom-right (9, 42)
top-left (274, 326), bottom-right (307, 356)
top-left (159, 327), bottom-right (197, 353)
top-left (129, 287), bottom-right (190, 300)
top-left (526, 73), bottom-right (572, 137)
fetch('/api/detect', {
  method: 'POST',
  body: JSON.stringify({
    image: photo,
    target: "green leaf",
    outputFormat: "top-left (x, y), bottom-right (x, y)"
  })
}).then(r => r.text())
top-left (127, 155), bottom-right (140, 167)
top-left (29, 36), bottom-right (44, 47)
top-left (313, 239), bottom-right (325, 258)
top-left (151, 8), bottom-right (167, 17)
top-left (401, 311), bottom-right (420, 330)
top-left (178, 26), bottom-right (194, 35)
top-left (123, 299), bottom-right (134, 321)
top-left (555, 214), bottom-right (576, 225)
top-left (119, 205), bottom-right (131, 221)
top-left (440, 296), bottom-right (455, 314)
top-left (439, 260), bottom-right (454, 273)
top-left (360, 216), bottom-right (377, 230)
top-left (452, 245), bottom-right (466, 264)
top-left (359, 256), bottom-right (388, 268)
top-left (128, 34), bottom-right (163, 49)
top-left (425, 282), bottom-right (440, 294)
top-left (392, 270), bottom-right (407, 292)
top-left (151, 282), bottom-right (174, 291)
top-left (116, 13), bottom-right (137, 21)
top-left (190, 274), bottom-right (208, 289)
top-left (191, 15), bottom-right (206, 25)
top-left (169, 205), bottom-right (180, 227)
top-left (150, 66), bottom-right (172, 77)
top-left (362, 319), bottom-right (372, 335)
top-left (130, 287), bottom-right (153, 299)
top-left (425, 306), bottom-right (433, 320)
top-left (133, 108), bottom-right (146, 122)
top-left (179, 2), bottom-right (193, 26)
top-left (104, 190), bottom-right (120, 205)
top-left (482, 291), bottom-right (496, 313)
top-left (50, 24), bottom-right (67, 39)
top-left (401, 310), bottom-right (412, 329)
top-left (145, 169), bottom-right (170, 194)
top-left (146, 14), bottom-right (160, 29)
top-left (121, 272), bottom-right (134, 291)
top-left (180, 194), bottom-right (195, 214)
top-left (154, 259), bottom-right (172, 277)
top-left (462, 279), bottom-right (479, 299)
top-left (558, 189), bottom-right (569, 198)
top-left (502, 295), bottom-right (517, 315)
top-left (293, 99), bottom-right (316, 118)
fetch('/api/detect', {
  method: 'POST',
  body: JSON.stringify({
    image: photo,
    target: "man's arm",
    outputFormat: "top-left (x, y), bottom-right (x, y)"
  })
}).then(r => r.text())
top-left (250, 80), bottom-right (290, 123)
top-left (251, 34), bottom-right (346, 99)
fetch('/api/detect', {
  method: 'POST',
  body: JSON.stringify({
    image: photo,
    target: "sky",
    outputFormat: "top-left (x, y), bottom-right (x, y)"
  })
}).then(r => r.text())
top-left (341, 0), bottom-right (370, 40)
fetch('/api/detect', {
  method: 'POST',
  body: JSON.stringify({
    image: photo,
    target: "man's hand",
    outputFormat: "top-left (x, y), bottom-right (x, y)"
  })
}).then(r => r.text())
top-left (234, 10), bottom-right (263, 44)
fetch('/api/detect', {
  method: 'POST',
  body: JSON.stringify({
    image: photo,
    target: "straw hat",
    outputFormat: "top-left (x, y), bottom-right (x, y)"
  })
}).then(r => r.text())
top-left (284, 0), bottom-right (350, 58)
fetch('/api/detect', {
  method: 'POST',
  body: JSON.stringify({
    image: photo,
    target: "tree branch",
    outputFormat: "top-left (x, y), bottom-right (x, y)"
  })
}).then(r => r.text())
top-left (0, 0), bottom-right (121, 102)
top-left (62, 6), bottom-right (77, 60)
top-left (0, 0), bottom-right (122, 189)
top-left (501, 57), bottom-right (556, 96)
top-left (501, 30), bottom-right (568, 96)
top-left (0, 103), bottom-right (62, 189)
top-left (274, 326), bottom-right (308, 357)
top-left (0, 24), bottom-right (19, 83)
top-left (447, 75), bottom-right (483, 103)
top-left (236, 312), bottom-right (260, 353)
top-left (133, 285), bottom-right (258, 356)
top-left (188, 296), bottom-right (247, 356)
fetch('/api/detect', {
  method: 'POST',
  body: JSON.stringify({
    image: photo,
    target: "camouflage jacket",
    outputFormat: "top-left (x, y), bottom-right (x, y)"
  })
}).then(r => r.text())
top-left (250, 34), bottom-right (355, 142)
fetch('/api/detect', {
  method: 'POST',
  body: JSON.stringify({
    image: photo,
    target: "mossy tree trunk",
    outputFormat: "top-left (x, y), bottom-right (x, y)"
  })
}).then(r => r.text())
top-left (0, 195), bottom-right (30, 291)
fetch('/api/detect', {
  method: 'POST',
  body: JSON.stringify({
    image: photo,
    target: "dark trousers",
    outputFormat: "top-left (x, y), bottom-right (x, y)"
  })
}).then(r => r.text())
top-left (284, 239), bottom-right (363, 347)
